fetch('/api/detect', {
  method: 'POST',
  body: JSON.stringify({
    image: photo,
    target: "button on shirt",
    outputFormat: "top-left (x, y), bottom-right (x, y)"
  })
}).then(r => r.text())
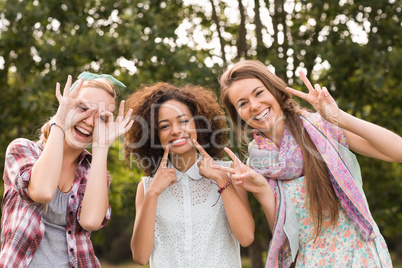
top-left (142, 155), bottom-right (241, 268)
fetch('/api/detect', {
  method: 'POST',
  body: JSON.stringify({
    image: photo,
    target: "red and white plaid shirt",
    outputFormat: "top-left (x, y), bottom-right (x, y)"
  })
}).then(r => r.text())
top-left (0, 138), bottom-right (111, 268)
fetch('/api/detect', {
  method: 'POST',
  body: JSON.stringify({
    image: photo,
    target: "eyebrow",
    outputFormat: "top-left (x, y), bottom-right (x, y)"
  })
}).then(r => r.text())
top-left (236, 86), bottom-right (264, 106)
top-left (158, 114), bottom-right (187, 125)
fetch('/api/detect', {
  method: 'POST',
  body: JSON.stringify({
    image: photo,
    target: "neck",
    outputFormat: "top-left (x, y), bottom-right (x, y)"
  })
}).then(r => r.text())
top-left (169, 150), bottom-right (198, 173)
top-left (261, 119), bottom-right (285, 148)
top-left (62, 141), bottom-right (83, 167)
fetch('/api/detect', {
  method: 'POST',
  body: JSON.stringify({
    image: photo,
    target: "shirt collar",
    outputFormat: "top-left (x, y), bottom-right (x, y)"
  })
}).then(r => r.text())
top-left (168, 154), bottom-right (203, 181)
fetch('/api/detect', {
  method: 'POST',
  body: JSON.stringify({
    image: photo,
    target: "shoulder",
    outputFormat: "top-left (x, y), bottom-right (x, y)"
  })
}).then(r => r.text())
top-left (301, 112), bottom-right (348, 146)
top-left (6, 138), bottom-right (42, 156)
top-left (300, 111), bottom-right (323, 123)
top-left (141, 176), bottom-right (153, 189)
top-left (247, 139), bottom-right (257, 151)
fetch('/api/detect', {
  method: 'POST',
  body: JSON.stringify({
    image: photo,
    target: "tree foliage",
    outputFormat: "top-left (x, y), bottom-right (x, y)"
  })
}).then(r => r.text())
top-left (0, 0), bottom-right (401, 265)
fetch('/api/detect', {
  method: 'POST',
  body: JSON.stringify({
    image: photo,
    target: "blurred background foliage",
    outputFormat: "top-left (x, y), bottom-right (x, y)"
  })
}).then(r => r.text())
top-left (0, 0), bottom-right (401, 266)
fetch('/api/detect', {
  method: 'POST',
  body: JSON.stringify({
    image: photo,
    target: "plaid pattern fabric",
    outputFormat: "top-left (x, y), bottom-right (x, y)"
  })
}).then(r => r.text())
top-left (0, 138), bottom-right (111, 268)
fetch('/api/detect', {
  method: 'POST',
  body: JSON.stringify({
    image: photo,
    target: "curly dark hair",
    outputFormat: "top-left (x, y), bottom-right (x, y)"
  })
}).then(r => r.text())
top-left (124, 82), bottom-right (228, 176)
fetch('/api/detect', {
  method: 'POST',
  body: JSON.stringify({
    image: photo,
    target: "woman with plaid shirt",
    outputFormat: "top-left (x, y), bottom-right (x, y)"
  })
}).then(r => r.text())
top-left (0, 73), bottom-right (133, 267)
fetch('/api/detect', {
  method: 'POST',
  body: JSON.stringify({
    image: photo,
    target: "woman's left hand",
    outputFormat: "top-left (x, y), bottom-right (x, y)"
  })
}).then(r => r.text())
top-left (192, 139), bottom-right (230, 186)
top-left (92, 100), bottom-right (134, 149)
top-left (286, 70), bottom-right (340, 124)
top-left (213, 147), bottom-right (269, 194)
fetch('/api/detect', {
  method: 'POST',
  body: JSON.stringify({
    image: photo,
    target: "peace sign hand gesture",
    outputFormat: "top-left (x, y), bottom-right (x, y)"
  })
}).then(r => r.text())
top-left (286, 70), bottom-right (340, 124)
top-left (192, 140), bottom-right (229, 186)
top-left (149, 147), bottom-right (177, 196)
top-left (212, 147), bottom-right (269, 194)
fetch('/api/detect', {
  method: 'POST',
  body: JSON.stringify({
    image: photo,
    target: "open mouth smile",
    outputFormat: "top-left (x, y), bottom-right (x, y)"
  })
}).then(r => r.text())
top-left (74, 125), bottom-right (92, 139)
top-left (169, 137), bottom-right (189, 146)
top-left (253, 108), bottom-right (270, 121)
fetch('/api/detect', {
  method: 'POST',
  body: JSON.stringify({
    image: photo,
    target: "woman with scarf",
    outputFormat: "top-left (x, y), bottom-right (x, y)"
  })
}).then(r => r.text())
top-left (215, 59), bottom-right (401, 267)
top-left (1, 72), bottom-right (133, 267)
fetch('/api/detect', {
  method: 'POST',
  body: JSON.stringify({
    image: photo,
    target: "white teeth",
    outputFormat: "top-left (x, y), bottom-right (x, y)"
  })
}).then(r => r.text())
top-left (254, 109), bottom-right (269, 120)
top-left (76, 126), bottom-right (91, 135)
top-left (170, 138), bottom-right (187, 145)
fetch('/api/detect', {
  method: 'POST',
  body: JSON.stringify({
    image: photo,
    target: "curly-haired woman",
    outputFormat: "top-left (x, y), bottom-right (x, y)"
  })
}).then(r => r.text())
top-left (124, 82), bottom-right (254, 267)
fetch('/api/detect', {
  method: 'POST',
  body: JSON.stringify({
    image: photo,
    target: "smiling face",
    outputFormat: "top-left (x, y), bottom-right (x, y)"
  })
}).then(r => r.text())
top-left (227, 78), bottom-right (285, 139)
top-left (157, 99), bottom-right (198, 160)
top-left (65, 86), bottom-right (116, 150)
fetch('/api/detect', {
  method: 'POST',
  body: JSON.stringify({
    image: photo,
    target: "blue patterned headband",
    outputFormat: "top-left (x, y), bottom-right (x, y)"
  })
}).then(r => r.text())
top-left (70, 71), bottom-right (126, 92)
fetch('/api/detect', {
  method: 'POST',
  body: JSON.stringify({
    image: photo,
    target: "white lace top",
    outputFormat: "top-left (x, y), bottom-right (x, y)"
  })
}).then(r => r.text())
top-left (142, 155), bottom-right (241, 268)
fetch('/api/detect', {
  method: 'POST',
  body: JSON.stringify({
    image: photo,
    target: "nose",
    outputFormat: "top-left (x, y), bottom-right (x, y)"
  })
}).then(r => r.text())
top-left (249, 98), bottom-right (260, 112)
top-left (82, 113), bottom-right (95, 126)
top-left (170, 122), bottom-right (182, 135)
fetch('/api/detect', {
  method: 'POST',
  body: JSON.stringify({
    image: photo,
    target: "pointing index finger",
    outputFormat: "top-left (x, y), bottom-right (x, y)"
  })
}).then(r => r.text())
top-left (192, 139), bottom-right (210, 159)
top-left (160, 146), bottom-right (170, 169)
top-left (223, 147), bottom-right (243, 168)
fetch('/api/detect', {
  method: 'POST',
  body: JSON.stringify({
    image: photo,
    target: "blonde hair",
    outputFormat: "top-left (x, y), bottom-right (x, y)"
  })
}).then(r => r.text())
top-left (39, 78), bottom-right (117, 146)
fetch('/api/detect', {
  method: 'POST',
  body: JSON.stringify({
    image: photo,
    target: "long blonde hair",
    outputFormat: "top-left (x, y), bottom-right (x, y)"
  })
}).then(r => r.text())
top-left (219, 60), bottom-right (339, 240)
top-left (39, 78), bottom-right (117, 146)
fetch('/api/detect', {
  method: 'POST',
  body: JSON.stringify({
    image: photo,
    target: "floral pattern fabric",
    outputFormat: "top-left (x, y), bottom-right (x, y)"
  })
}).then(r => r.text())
top-left (283, 176), bottom-right (392, 267)
top-left (249, 112), bottom-right (393, 267)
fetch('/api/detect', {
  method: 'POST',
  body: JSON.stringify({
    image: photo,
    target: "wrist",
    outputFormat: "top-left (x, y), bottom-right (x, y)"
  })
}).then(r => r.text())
top-left (333, 109), bottom-right (349, 128)
top-left (91, 145), bottom-right (109, 154)
top-left (146, 187), bottom-right (161, 198)
top-left (253, 183), bottom-right (273, 200)
top-left (50, 122), bottom-right (65, 137)
top-left (214, 173), bottom-right (230, 188)
top-left (217, 178), bottom-right (232, 194)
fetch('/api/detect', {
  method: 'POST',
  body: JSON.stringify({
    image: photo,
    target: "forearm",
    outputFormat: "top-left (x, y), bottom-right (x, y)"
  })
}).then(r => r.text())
top-left (79, 148), bottom-right (109, 231)
top-left (337, 110), bottom-right (402, 162)
top-left (131, 191), bottom-right (158, 265)
top-left (253, 185), bottom-right (276, 231)
top-left (220, 184), bottom-right (255, 247)
top-left (29, 126), bottom-right (64, 203)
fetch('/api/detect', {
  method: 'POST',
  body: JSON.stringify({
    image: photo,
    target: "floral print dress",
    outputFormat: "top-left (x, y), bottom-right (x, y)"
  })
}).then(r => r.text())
top-left (283, 176), bottom-right (393, 267)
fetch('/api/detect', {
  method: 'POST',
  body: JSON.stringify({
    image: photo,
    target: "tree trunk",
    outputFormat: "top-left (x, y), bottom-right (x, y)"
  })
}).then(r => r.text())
top-left (209, 0), bottom-right (227, 64)
top-left (254, 0), bottom-right (265, 59)
top-left (237, 0), bottom-right (248, 59)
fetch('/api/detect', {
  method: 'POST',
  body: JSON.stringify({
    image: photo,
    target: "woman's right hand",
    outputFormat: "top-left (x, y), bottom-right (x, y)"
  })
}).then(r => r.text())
top-left (286, 70), bottom-right (340, 124)
top-left (214, 147), bottom-right (276, 229)
top-left (148, 147), bottom-right (177, 196)
top-left (213, 147), bottom-right (269, 194)
top-left (54, 75), bottom-right (95, 131)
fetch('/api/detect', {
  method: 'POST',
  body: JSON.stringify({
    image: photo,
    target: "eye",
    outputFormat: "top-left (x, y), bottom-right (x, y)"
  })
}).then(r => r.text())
top-left (78, 106), bottom-right (88, 112)
top-left (180, 119), bottom-right (190, 124)
top-left (238, 101), bottom-right (247, 108)
top-left (159, 124), bottom-right (169, 130)
top-left (256, 90), bottom-right (264, 97)
top-left (100, 115), bottom-right (107, 123)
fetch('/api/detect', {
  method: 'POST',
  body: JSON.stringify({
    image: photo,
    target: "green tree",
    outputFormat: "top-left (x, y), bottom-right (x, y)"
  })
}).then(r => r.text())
top-left (1, 0), bottom-right (401, 266)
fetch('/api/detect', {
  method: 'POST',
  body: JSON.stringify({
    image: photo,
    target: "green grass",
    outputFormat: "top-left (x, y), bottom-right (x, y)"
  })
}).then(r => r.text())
top-left (101, 258), bottom-right (251, 268)
top-left (100, 253), bottom-right (401, 268)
